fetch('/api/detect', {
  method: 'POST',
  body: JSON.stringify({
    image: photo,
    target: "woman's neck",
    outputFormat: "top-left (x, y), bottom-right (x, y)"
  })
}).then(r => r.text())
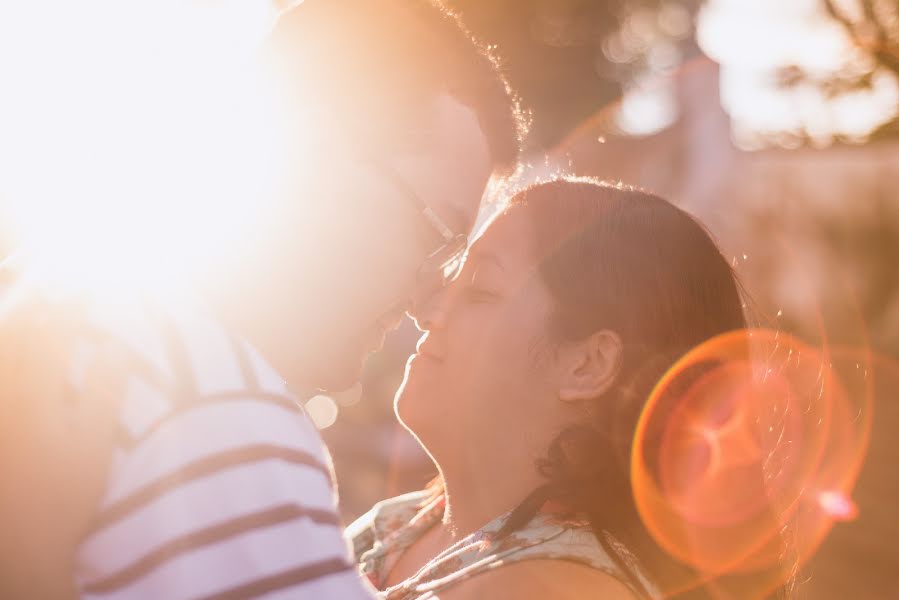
top-left (436, 448), bottom-right (543, 540)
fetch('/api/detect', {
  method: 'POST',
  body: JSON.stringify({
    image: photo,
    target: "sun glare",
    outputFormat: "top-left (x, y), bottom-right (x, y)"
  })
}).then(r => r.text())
top-left (0, 0), bottom-right (297, 298)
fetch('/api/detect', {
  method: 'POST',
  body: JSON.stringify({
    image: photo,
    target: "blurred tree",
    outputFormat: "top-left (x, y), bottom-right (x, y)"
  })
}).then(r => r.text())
top-left (824, 0), bottom-right (899, 138)
top-left (825, 0), bottom-right (899, 76)
top-left (697, 0), bottom-right (899, 148)
top-left (444, 0), bottom-right (899, 150)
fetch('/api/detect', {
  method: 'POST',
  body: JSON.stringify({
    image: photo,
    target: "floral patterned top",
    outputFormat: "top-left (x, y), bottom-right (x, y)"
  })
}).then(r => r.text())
top-left (348, 490), bottom-right (661, 600)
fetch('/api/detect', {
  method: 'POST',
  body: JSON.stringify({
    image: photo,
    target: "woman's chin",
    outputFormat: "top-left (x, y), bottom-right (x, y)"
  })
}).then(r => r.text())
top-left (394, 368), bottom-right (437, 436)
top-left (393, 374), bottom-right (417, 426)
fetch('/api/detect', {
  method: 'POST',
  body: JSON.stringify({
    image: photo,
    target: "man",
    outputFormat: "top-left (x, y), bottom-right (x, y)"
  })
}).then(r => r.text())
top-left (0, 0), bottom-right (522, 598)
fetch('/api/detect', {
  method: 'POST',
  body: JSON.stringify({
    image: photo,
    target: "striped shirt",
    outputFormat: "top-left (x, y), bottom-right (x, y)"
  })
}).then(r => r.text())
top-left (46, 293), bottom-right (375, 599)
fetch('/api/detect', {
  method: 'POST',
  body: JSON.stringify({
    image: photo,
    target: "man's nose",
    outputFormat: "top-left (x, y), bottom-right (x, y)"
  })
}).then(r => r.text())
top-left (407, 282), bottom-right (449, 332)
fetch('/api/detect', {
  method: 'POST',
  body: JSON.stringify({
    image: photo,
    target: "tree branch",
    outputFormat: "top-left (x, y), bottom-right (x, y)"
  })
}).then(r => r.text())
top-left (823, 0), bottom-right (899, 77)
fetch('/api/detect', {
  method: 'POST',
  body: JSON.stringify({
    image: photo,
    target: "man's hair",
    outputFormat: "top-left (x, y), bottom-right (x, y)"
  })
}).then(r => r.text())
top-left (265, 0), bottom-right (525, 173)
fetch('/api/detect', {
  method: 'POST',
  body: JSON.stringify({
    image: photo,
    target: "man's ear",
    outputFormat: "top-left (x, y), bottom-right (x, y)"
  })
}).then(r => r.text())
top-left (557, 330), bottom-right (623, 403)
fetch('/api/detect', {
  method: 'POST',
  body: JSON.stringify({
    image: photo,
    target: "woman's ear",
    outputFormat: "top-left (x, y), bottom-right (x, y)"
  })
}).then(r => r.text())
top-left (557, 330), bottom-right (623, 403)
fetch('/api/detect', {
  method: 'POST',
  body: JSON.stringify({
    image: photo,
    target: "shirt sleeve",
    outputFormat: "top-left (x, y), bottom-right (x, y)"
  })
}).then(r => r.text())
top-left (75, 391), bottom-right (376, 600)
top-left (61, 296), bottom-right (375, 599)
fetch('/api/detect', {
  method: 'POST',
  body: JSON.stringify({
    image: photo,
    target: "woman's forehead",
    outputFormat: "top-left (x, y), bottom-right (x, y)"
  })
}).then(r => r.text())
top-left (469, 205), bottom-right (534, 265)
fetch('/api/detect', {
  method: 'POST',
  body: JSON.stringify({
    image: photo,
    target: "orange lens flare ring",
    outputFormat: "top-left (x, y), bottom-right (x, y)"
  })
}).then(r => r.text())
top-left (631, 329), bottom-right (873, 580)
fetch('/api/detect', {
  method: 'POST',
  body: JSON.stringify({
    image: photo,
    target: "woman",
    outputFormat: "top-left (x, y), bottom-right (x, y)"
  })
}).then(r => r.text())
top-left (350, 178), bottom-right (792, 599)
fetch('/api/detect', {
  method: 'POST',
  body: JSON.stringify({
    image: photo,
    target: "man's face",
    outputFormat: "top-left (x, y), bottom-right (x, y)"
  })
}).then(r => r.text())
top-left (224, 94), bottom-right (495, 391)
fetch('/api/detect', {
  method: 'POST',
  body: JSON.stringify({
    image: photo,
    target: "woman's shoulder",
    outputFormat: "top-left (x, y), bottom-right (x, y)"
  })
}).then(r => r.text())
top-left (476, 513), bottom-right (658, 598)
top-left (346, 490), bottom-right (436, 559)
top-left (504, 517), bottom-right (660, 599)
top-left (431, 559), bottom-right (640, 600)
top-left (377, 504), bottom-right (659, 599)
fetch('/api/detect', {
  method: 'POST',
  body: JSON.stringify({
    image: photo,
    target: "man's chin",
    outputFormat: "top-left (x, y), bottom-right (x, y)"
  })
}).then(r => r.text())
top-left (309, 358), bottom-right (366, 394)
top-left (319, 329), bottom-right (395, 392)
top-left (312, 339), bottom-right (378, 393)
top-left (287, 327), bottom-right (389, 393)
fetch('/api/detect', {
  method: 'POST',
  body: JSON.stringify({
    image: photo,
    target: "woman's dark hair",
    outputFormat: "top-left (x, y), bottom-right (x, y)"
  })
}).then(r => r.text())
top-left (497, 178), bottom-right (796, 599)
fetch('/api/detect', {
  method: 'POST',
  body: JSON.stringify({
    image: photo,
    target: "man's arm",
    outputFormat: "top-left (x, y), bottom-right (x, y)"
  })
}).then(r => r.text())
top-left (75, 392), bottom-right (376, 599)
top-left (0, 294), bottom-right (121, 599)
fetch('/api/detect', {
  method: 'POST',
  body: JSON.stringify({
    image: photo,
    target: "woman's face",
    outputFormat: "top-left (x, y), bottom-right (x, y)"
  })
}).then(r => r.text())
top-left (395, 205), bottom-right (560, 459)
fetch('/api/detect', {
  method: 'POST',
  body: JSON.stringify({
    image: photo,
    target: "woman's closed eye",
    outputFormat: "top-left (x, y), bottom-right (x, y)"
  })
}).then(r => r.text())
top-left (456, 253), bottom-right (506, 303)
top-left (462, 285), bottom-right (501, 303)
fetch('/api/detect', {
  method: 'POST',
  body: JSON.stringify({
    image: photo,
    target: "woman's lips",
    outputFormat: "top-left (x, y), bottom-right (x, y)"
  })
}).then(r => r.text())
top-left (414, 335), bottom-right (445, 363)
top-left (414, 349), bottom-right (444, 363)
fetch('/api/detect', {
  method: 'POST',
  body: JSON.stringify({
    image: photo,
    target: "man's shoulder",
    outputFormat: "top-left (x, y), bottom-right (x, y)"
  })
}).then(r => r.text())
top-left (105, 298), bottom-right (334, 491)
top-left (75, 306), bottom-right (344, 599)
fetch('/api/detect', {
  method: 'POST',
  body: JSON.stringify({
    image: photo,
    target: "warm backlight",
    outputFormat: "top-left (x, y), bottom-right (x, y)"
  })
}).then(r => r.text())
top-left (0, 0), bottom-right (295, 297)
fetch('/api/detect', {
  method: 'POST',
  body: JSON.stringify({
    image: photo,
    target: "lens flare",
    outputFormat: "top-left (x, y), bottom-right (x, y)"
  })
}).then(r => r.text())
top-left (817, 490), bottom-right (858, 522)
top-left (631, 328), bottom-right (874, 596)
